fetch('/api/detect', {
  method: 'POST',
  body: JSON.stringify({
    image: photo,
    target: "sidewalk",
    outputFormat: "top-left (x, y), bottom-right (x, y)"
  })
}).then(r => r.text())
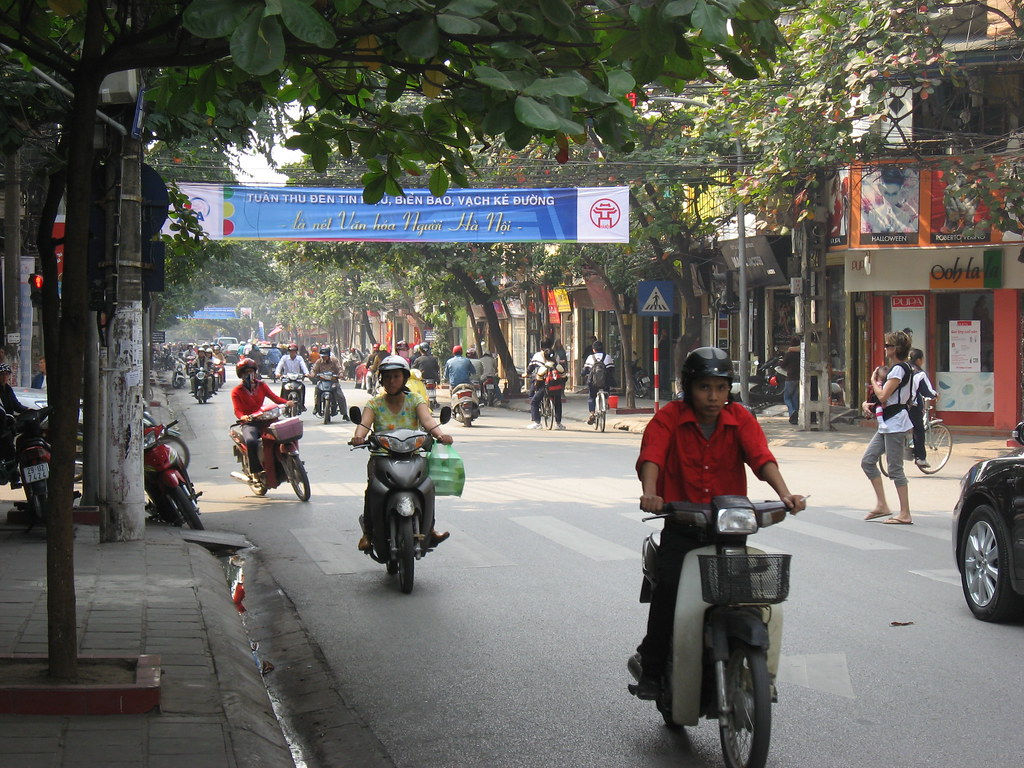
top-left (0, 391), bottom-right (295, 768)
top-left (500, 389), bottom-right (1013, 458)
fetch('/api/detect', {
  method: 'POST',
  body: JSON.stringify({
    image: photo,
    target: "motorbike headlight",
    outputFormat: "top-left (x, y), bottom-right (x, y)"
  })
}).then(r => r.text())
top-left (143, 431), bottom-right (157, 449)
top-left (396, 496), bottom-right (416, 517)
top-left (716, 507), bottom-right (759, 534)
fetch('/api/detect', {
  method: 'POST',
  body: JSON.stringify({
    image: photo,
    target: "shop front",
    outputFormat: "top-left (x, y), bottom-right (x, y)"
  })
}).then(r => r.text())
top-left (846, 247), bottom-right (1020, 429)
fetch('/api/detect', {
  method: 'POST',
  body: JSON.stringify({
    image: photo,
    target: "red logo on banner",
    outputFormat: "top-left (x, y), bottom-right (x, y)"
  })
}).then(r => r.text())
top-left (589, 198), bottom-right (621, 229)
top-left (892, 295), bottom-right (925, 309)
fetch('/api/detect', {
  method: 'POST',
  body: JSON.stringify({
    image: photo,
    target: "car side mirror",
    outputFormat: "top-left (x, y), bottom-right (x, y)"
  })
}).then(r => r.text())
top-left (439, 406), bottom-right (452, 425)
top-left (1013, 421), bottom-right (1024, 447)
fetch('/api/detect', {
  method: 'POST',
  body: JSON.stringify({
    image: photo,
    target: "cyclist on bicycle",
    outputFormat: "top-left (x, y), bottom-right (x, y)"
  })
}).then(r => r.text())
top-left (908, 348), bottom-right (937, 469)
top-left (526, 342), bottom-right (566, 430)
top-left (582, 340), bottom-right (615, 425)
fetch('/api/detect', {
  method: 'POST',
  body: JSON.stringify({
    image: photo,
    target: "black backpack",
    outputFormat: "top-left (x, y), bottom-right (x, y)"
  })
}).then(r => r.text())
top-left (588, 354), bottom-right (609, 388)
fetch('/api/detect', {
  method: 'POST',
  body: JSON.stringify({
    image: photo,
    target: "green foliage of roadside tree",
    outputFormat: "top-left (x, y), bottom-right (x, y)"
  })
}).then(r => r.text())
top-left (0, 0), bottom-right (795, 681)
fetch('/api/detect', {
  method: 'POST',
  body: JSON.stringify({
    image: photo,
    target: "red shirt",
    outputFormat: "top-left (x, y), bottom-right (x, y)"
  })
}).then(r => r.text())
top-left (636, 400), bottom-right (777, 504)
top-left (231, 381), bottom-right (288, 420)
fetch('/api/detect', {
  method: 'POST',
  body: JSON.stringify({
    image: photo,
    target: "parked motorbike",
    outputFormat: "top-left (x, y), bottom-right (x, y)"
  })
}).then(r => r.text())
top-left (630, 359), bottom-right (652, 399)
top-left (348, 405), bottom-right (452, 594)
top-left (228, 404), bottom-right (310, 500)
top-left (143, 409), bottom-right (190, 468)
top-left (628, 496), bottom-right (792, 768)
top-left (312, 371), bottom-right (347, 424)
top-left (190, 364), bottom-right (213, 404)
top-left (15, 407), bottom-right (53, 527)
top-left (144, 419), bottom-right (202, 529)
top-left (171, 357), bottom-right (188, 389)
top-left (747, 354), bottom-right (785, 406)
top-left (450, 382), bottom-right (480, 426)
top-left (279, 372), bottom-right (307, 414)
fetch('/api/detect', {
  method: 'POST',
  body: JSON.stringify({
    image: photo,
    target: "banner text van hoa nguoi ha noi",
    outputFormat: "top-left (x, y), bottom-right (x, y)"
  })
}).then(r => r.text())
top-left (170, 185), bottom-right (629, 244)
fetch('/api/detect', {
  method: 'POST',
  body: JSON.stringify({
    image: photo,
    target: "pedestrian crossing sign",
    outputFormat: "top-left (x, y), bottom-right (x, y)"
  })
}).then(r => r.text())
top-left (637, 280), bottom-right (674, 316)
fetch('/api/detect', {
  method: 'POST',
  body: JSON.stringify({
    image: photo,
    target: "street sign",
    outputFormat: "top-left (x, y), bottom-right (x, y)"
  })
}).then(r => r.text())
top-left (6, 333), bottom-right (20, 345)
top-left (151, 331), bottom-right (166, 343)
top-left (637, 280), bottom-right (674, 316)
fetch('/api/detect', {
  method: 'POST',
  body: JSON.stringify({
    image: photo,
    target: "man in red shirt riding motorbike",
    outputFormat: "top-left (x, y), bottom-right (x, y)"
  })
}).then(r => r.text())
top-left (231, 357), bottom-right (292, 481)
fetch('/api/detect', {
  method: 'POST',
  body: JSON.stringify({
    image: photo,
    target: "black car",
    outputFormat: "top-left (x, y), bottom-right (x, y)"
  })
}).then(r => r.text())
top-left (952, 421), bottom-right (1024, 622)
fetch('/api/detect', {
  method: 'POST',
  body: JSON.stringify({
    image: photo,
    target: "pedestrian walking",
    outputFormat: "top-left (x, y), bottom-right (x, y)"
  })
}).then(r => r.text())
top-left (861, 330), bottom-right (916, 525)
top-left (781, 334), bottom-right (801, 424)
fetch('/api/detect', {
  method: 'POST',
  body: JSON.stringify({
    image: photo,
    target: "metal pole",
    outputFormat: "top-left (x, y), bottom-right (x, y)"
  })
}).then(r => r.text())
top-left (653, 317), bottom-right (660, 413)
top-left (736, 137), bottom-right (749, 404)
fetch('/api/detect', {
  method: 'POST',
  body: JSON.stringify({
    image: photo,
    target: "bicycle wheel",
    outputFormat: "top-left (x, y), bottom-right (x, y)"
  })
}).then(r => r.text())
top-left (877, 443), bottom-right (889, 478)
top-left (542, 394), bottom-right (554, 429)
top-left (920, 423), bottom-right (952, 474)
top-left (595, 391), bottom-right (607, 432)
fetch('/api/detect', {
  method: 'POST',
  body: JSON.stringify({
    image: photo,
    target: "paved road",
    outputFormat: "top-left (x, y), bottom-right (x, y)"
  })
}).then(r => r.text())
top-left (171, 380), bottom-right (1023, 768)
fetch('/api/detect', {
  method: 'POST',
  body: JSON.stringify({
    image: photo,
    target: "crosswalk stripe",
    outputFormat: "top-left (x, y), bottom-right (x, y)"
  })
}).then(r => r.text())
top-left (781, 518), bottom-right (909, 550)
top-left (909, 568), bottom-right (961, 586)
top-left (511, 516), bottom-right (637, 561)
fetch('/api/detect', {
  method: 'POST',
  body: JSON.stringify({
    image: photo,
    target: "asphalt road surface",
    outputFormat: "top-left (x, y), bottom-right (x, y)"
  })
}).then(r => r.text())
top-left (170, 378), bottom-right (1023, 768)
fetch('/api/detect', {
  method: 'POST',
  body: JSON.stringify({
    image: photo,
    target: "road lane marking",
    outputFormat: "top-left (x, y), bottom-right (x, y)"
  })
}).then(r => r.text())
top-left (291, 525), bottom-right (514, 575)
top-left (511, 516), bottom-right (637, 561)
top-left (777, 653), bottom-right (855, 699)
top-left (782, 519), bottom-right (909, 550)
top-left (910, 568), bottom-right (961, 586)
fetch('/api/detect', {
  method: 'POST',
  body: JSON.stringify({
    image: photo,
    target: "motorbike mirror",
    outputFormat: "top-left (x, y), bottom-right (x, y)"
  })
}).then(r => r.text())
top-left (1013, 421), bottom-right (1024, 446)
top-left (348, 405), bottom-right (362, 424)
top-left (438, 406), bottom-right (452, 425)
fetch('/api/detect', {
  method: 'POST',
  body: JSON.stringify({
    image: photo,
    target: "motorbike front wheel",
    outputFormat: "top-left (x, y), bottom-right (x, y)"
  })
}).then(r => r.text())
top-left (719, 641), bottom-right (772, 768)
top-left (323, 394), bottom-right (332, 425)
top-left (170, 483), bottom-right (203, 530)
top-left (285, 454), bottom-right (311, 501)
top-left (161, 435), bottom-right (191, 469)
top-left (397, 517), bottom-right (415, 594)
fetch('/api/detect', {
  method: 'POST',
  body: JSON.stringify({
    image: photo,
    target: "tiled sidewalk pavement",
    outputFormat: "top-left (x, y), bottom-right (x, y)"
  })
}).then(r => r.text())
top-left (0, 522), bottom-right (293, 768)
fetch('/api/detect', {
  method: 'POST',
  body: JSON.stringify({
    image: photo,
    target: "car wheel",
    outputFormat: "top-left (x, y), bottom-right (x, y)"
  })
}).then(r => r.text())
top-left (960, 504), bottom-right (1024, 622)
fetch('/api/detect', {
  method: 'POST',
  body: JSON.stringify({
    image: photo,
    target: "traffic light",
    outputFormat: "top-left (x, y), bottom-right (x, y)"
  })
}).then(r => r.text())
top-left (29, 273), bottom-right (43, 306)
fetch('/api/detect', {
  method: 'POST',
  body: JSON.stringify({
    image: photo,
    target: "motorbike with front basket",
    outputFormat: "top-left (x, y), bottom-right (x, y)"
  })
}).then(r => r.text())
top-left (628, 496), bottom-right (793, 768)
top-left (348, 405), bottom-right (453, 594)
top-left (228, 404), bottom-right (310, 500)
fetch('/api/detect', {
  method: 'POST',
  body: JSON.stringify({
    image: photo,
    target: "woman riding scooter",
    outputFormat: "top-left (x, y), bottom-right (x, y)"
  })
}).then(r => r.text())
top-left (231, 357), bottom-right (291, 482)
top-left (351, 355), bottom-right (453, 552)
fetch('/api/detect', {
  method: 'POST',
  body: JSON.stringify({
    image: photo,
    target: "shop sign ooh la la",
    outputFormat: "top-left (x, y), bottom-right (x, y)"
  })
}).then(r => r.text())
top-left (929, 249), bottom-right (1003, 290)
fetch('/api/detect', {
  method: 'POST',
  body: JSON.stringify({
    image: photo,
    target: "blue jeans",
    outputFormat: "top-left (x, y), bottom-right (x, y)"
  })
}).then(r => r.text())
top-left (783, 380), bottom-right (799, 416)
top-left (530, 386), bottom-right (562, 423)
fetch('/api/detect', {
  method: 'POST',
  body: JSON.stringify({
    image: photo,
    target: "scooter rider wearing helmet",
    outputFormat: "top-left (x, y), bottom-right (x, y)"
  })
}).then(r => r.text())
top-left (351, 355), bottom-right (453, 552)
top-left (275, 343), bottom-right (310, 408)
top-left (443, 345), bottom-right (475, 388)
top-left (632, 347), bottom-right (806, 700)
top-left (231, 358), bottom-right (291, 481)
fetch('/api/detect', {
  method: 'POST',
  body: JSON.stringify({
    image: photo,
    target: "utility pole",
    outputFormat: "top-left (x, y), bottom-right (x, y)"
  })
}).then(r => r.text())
top-left (4, 153), bottom-right (21, 380)
top-left (100, 134), bottom-right (145, 541)
top-left (796, 174), bottom-right (831, 431)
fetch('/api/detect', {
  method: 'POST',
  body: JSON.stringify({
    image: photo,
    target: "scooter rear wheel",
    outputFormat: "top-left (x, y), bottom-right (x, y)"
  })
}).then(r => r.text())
top-left (719, 641), bottom-right (772, 768)
top-left (397, 517), bottom-right (415, 594)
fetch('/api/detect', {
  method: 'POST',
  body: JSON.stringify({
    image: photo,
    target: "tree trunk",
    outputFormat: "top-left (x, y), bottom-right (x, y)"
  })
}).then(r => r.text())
top-left (39, 2), bottom-right (107, 682)
top-left (449, 267), bottom-right (521, 395)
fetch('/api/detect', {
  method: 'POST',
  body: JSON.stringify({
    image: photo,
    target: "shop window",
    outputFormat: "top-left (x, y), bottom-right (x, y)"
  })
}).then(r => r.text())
top-left (933, 292), bottom-right (994, 411)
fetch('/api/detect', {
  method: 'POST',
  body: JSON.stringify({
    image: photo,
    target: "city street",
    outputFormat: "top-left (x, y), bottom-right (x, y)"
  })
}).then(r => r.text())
top-left (170, 378), bottom-right (1022, 768)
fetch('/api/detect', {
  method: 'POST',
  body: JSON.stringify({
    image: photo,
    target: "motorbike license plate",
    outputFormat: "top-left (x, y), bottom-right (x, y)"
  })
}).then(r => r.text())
top-left (24, 463), bottom-right (49, 483)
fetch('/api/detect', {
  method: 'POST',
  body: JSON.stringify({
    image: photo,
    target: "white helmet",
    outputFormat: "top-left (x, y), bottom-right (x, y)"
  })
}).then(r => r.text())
top-left (377, 354), bottom-right (411, 382)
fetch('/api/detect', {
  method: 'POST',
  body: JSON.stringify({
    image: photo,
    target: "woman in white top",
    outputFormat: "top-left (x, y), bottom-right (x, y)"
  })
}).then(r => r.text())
top-left (861, 330), bottom-right (916, 524)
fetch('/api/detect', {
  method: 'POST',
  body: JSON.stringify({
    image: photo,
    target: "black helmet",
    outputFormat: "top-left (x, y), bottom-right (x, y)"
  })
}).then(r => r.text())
top-left (681, 347), bottom-right (733, 389)
top-left (321, 346), bottom-right (331, 356)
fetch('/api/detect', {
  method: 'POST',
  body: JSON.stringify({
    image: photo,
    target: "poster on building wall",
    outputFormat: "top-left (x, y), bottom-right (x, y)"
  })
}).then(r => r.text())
top-left (949, 320), bottom-right (981, 372)
top-left (929, 170), bottom-right (991, 244)
top-left (859, 167), bottom-right (920, 244)
top-left (828, 169), bottom-right (849, 247)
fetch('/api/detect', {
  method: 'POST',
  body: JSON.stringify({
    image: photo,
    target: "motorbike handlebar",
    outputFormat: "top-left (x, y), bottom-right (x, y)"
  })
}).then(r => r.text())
top-left (643, 499), bottom-right (791, 529)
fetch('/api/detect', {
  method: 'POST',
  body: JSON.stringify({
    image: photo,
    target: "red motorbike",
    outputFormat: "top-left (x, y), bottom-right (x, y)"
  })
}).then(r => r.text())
top-left (144, 419), bottom-right (202, 529)
top-left (228, 404), bottom-right (311, 500)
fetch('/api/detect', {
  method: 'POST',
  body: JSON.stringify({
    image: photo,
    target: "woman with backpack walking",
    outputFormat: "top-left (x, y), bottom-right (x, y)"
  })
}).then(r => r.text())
top-left (583, 340), bottom-right (615, 425)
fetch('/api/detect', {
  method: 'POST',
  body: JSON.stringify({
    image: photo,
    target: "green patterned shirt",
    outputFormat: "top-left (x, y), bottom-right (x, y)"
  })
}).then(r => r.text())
top-left (366, 391), bottom-right (426, 432)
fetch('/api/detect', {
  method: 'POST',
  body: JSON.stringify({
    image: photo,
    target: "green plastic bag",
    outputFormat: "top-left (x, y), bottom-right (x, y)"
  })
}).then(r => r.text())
top-left (428, 442), bottom-right (466, 497)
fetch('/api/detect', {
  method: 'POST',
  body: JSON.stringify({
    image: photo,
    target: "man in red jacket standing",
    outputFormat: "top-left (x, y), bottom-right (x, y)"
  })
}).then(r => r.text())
top-left (231, 357), bottom-right (291, 480)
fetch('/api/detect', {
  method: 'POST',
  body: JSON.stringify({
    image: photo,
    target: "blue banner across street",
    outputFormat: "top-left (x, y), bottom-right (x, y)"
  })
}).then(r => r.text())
top-left (170, 184), bottom-right (629, 244)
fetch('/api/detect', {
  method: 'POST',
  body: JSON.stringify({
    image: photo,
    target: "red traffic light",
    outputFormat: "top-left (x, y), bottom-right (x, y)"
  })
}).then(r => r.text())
top-left (29, 273), bottom-right (43, 291)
